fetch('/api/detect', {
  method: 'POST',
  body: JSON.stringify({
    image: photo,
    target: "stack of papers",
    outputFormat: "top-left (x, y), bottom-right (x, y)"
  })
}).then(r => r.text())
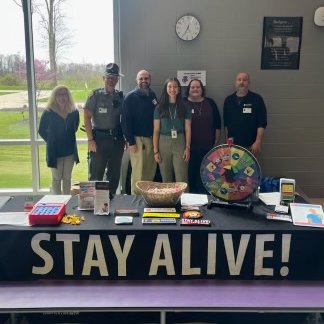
top-left (181, 193), bottom-right (208, 208)
top-left (258, 192), bottom-right (280, 206)
top-left (0, 212), bottom-right (30, 226)
top-left (37, 195), bottom-right (72, 204)
top-left (0, 196), bottom-right (12, 209)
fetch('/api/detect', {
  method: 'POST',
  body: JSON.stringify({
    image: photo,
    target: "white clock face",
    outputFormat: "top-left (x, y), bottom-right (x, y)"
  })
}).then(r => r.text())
top-left (175, 15), bottom-right (200, 41)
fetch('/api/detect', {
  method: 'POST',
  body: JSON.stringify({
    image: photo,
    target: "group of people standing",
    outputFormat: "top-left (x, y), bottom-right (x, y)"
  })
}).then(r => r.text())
top-left (38, 63), bottom-right (267, 196)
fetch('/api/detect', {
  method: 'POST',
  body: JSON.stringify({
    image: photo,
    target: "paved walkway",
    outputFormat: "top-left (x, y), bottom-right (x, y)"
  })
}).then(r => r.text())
top-left (0, 90), bottom-right (51, 110)
top-left (0, 90), bottom-right (83, 110)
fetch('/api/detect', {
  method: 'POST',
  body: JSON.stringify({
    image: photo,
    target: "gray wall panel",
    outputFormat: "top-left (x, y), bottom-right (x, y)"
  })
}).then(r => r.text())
top-left (118, 0), bottom-right (324, 197)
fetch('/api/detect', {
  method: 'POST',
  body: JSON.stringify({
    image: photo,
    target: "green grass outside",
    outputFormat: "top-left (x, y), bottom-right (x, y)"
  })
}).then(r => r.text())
top-left (37, 89), bottom-right (91, 103)
top-left (0, 112), bottom-right (33, 139)
top-left (0, 145), bottom-right (33, 187)
top-left (0, 111), bottom-right (87, 139)
top-left (0, 92), bottom-right (18, 96)
top-left (72, 90), bottom-right (92, 102)
top-left (0, 86), bottom-right (26, 90)
top-left (0, 144), bottom-right (88, 188)
top-left (0, 81), bottom-right (102, 189)
top-left (0, 71), bottom-right (105, 188)
top-left (0, 109), bottom-right (88, 189)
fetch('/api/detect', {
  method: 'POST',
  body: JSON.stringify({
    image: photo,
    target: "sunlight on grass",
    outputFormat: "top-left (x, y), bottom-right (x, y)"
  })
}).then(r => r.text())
top-left (0, 145), bottom-right (33, 187)
top-left (0, 92), bottom-right (17, 96)
top-left (37, 89), bottom-right (91, 103)
top-left (0, 111), bottom-right (88, 189)
top-left (0, 112), bottom-right (31, 139)
top-left (0, 143), bottom-right (89, 189)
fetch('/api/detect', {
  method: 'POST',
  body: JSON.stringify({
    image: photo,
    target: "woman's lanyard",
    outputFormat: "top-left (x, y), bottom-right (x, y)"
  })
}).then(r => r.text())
top-left (169, 104), bottom-right (177, 138)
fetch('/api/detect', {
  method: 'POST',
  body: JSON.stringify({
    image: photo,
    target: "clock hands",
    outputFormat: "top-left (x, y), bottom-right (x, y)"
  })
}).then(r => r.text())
top-left (182, 24), bottom-right (190, 37)
top-left (181, 17), bottom-right (194, 37)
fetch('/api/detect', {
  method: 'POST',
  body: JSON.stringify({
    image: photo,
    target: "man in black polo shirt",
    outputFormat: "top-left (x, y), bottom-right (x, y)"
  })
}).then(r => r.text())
top-left (122, 70), bottom-right (158, 194)
top-left (84, 63), bottom-right (125, 194)
top-left (223, 72), bottom-right (267, 155)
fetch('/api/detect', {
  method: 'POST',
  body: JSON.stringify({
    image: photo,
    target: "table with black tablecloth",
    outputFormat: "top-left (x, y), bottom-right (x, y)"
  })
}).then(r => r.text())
top-left (0, 194), bottom-right (323, 281)
top-left (1, 195), bottom-right (324, 324)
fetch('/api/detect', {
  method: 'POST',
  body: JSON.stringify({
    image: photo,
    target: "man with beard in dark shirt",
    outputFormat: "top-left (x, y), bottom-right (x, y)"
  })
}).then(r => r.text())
top-left (122, 70), bottom-right (158, 194)
top-left (223, 72), bottom-right (267, 155)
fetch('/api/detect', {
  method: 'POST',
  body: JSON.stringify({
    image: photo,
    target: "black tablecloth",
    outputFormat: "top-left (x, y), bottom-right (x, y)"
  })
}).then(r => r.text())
top-left (0, 194), bottom-right (308, 231)
top-left (0, 195), bottom-right (322, 281)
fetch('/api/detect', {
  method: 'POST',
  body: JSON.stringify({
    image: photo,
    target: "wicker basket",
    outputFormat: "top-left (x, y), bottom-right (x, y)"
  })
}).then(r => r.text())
top-left (136, 181), bottom-right (187, 207)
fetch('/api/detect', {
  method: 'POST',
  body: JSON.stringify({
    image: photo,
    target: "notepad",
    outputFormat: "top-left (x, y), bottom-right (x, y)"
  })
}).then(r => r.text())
top-left (181, 193), bottom-right (208, 206)
top-left (0, 212), bottom-right (30, 226)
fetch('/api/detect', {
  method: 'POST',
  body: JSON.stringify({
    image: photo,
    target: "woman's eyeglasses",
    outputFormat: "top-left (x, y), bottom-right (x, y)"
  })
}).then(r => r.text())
top-left (57, 92), bottom-right (68, 97)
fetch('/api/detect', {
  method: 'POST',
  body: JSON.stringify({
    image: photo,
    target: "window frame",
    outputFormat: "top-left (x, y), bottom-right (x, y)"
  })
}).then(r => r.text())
top-left (0, 0), bottom-right (118, 195)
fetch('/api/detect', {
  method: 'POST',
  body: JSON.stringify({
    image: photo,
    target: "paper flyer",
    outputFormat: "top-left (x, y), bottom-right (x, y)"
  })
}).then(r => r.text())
top-left (78, 181), bottom-right (95, 210)
top-left (94, 181), bottom-right (110, 215)
top-left (290, 203), bottom-right (324, 228)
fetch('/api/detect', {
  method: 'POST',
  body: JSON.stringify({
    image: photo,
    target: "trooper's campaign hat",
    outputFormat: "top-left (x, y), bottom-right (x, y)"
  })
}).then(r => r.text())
top-left (105, 63), bottom-right (124, 77)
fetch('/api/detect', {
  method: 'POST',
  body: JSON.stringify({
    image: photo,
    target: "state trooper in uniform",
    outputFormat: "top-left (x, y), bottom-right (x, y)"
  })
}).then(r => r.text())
top-left (84, 63), bottom-right (125, 194)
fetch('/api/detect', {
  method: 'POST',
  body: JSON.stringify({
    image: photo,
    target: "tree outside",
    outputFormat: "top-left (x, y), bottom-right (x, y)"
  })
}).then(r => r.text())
top-left (1, 0), bottom-right (113, 190)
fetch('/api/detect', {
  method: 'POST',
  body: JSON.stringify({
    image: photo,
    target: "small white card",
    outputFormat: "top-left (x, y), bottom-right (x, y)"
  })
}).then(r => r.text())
top-left (275, 205), bottom-right (289, 214)
top-left (115, 216), bottom-right (133, 224)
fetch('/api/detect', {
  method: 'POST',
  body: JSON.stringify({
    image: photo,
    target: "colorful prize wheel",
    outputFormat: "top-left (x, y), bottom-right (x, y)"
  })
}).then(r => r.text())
top-left (200, 144), bottom-right (261, 202)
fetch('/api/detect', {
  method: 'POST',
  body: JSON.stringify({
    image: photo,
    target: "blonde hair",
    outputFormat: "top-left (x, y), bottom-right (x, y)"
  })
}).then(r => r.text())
top-left (46, 85), bottom-right (75, 113)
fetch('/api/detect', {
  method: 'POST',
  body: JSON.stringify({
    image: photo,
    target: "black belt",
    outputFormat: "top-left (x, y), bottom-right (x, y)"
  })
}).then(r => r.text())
top-left (94, 128), bottom-right (119, 136)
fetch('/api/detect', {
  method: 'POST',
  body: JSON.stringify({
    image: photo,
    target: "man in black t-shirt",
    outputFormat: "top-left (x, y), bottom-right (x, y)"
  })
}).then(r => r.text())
top-left (223, 72), bottom-right (267, 155)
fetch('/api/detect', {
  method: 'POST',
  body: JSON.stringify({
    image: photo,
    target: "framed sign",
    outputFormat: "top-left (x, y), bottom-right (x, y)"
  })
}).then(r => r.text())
top-left (261, 17), bottom-right (303, 70)
top-left (177, 70), bottom-right (206, 86)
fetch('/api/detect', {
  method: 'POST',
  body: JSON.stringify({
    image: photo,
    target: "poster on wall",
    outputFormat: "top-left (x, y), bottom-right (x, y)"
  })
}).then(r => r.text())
top-left (261, 17), bottom-right (303, 70)
top-left (177, 70), bottom-right (206, 86)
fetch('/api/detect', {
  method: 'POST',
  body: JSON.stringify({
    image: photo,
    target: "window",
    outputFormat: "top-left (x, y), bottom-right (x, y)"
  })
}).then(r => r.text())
top-left (0, 0), bottom-right (115, 194)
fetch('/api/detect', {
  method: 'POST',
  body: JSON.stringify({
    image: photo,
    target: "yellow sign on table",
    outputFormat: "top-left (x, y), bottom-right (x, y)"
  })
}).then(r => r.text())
top-left (142, 212), bottom-right (180, 218)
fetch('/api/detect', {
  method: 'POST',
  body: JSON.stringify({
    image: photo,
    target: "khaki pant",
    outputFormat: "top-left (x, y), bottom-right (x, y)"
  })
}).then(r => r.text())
top-left (50, 154), bottom-right (75, 195)
top-left (130, 136), bottom-right (157, 195)
top-left (158, 134), bottom-right (188, 187)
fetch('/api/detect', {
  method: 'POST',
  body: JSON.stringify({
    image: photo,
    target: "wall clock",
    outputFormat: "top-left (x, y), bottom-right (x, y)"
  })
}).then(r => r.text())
top-left (175, 15), bottom-right (200, 41)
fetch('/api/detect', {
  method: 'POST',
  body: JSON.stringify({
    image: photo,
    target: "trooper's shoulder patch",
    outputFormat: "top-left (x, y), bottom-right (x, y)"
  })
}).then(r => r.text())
top-left (88, 88), bottom-right (104, 99)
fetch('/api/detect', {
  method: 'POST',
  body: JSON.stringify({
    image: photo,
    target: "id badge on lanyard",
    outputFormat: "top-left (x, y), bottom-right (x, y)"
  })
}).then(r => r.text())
top-left (171, 129), bottom-right (177, 138)
top-left (243, 104), bottom-right (252, 113)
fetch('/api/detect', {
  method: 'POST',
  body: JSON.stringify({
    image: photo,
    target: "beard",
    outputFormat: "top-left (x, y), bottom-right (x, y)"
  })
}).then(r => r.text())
top-left (236, 86), bottom-right (248, 97)
top-left (138, 83), bottom-right (150, 95)
top-left (139, 81), bottom-right (149, 88)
